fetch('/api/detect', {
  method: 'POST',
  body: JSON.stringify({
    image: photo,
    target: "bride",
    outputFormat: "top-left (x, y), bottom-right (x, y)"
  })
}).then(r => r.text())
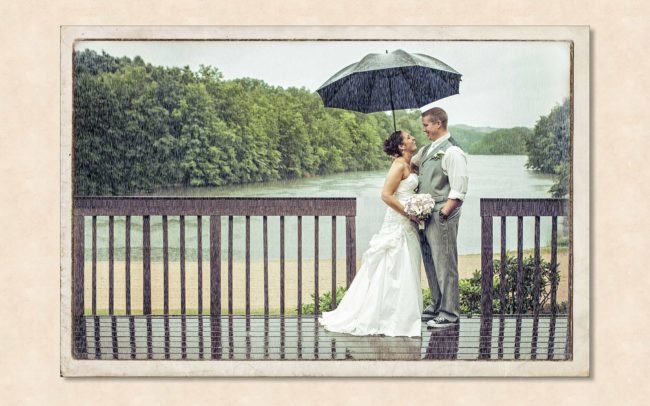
top-left (319, 130), bottom-right (423, 337)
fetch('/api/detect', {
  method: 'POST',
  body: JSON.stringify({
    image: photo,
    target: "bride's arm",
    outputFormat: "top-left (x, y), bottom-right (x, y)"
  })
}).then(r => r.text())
top-left (381, 161), bottom-right (409, 217)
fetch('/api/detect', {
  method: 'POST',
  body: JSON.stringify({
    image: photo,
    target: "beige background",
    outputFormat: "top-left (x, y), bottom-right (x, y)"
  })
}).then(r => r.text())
top-left (0, 0), bottom-right (647, 404)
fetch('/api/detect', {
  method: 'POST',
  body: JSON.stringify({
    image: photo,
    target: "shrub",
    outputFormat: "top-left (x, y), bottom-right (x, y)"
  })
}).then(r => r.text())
top-left (422, 288), bottom-right (431, 306)
top-left (458, 271), bottom-right (485, 314)
top-left (301, 286), bottom-right (347, 315)
top-left (456, 255), bottom-right (563, 315)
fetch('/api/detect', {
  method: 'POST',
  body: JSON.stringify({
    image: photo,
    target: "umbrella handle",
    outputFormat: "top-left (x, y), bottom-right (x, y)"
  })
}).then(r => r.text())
top-left (388, 73), bottom-right (396, 132)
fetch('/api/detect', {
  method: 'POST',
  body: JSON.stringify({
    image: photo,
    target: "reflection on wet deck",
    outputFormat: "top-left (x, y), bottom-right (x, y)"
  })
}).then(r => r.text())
top-left (75, 314), bottom-right (569, 361)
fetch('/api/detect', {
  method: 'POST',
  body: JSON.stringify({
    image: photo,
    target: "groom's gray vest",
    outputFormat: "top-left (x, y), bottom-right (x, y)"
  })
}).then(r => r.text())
top-left (418, 137), bottom-right (462, 210)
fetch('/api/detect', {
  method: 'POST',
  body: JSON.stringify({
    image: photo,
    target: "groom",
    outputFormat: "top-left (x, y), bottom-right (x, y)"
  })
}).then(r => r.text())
top-left (412, 107), bottom-right (469, 328)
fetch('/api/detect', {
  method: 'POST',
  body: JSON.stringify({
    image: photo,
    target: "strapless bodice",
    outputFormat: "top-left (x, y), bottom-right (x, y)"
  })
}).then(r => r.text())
top-left (394, 173), bottom-right (418, 202)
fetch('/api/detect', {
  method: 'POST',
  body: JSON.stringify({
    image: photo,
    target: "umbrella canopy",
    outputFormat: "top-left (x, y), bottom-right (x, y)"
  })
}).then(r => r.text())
top-left (317, 49), bottom-right (462, 130)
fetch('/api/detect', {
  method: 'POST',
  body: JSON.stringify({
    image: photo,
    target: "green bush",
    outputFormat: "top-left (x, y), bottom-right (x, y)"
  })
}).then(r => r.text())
top-left (458, 271), bottom-right (487, 314)
top-left (456, 255), bottom-right (564, 315)
top-left (301, 286), bottom-right (347, 315)
top-left (422, 288), bottom-right (431, 306)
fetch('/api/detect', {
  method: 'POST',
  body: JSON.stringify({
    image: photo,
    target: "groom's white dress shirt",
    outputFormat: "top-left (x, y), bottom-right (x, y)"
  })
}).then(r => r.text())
top-left (414, 133), bottom-right (469, 201)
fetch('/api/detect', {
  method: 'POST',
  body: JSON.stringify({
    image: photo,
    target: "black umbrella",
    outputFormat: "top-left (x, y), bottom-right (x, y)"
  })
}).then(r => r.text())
top-left (317, 49), bottom-right (462, 131)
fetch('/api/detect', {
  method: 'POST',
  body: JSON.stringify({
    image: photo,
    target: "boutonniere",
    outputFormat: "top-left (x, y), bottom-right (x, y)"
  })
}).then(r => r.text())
top-left (432, 151), bottom-right (445, 160)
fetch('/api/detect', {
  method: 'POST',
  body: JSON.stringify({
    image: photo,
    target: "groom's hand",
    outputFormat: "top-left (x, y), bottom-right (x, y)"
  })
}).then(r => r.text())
top-left (441, 198), bottom-right (463, 217)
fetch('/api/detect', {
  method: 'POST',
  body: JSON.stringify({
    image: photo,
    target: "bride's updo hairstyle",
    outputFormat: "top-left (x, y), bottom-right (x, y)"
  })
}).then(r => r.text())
top-left (383, 130), bottom-right (404, 157)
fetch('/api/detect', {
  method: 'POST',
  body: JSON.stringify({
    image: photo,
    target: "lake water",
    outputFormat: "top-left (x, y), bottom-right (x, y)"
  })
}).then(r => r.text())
top-left (84, 155), bottom-right (563, 261)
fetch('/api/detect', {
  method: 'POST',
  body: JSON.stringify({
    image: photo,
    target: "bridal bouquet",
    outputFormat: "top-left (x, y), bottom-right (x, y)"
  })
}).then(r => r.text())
top-left (404, 193), bottom-right (436, 230)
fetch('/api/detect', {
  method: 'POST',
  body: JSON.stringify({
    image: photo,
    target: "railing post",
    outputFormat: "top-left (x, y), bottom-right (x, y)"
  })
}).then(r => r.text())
top-left (227, 216), bottom-right (233, 316)
top-left (197, 216), bottom-right (204, 359)
top-left (297, 216), bottom-right (303, 317)
top-left (72, 215), bottom-right (87, 359)
top-left (210, 215), bottom-right (222, 359)
top-left (162, 215), bottom-right (170, 360)
top-left (480, 213), bottom-right (494, 317)
top-left (498, 216), bottom-right (507, 359)
top-left (331, 216), bottom-right (337, 310)
top-left (180, 215), bottom-right (186, 315)
top-left (531, 216), bottom-right (542, 359)
top-left (143, 216), bottom-right (151, 315)
top-left (125, 216), bottom-right (135, 359)
top-left (314, 216), bottom-right (319, 316)
top-left (345, 216), bottom-right (356, 287)
top-left (180, 215), bottom-right (187, 360)
top-left (143, 215), bottom-right (152, 359)
top-left (548, 216), bottom-right (559, 359)
top-left (566, 216), bottom-right (573, 360)
top-left (263, 216), bottom-right (269, 316)
top-left (246, 215), bottom-right (251, 317)
top-left (197, 216), bottom-right (203, 314)
top-left (108, 216), bottom-right (114, 314)
top-left (279, 216), bottom-right (284, 316)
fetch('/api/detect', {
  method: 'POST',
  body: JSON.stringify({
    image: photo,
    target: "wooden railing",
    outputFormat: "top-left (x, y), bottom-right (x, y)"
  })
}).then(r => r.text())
top-left (479, 198), bottom-right (570, 359)
top-left (72, 197), bottom-right (357, 359)
top-left (71, 196), bottom-right (572, 361)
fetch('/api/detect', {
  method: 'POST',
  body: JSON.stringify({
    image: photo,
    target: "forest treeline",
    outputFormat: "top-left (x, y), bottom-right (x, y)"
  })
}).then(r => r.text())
top-left (74, 50), bottom-right (569, 197)
top-left (74, 50), bottom-right (394, 195)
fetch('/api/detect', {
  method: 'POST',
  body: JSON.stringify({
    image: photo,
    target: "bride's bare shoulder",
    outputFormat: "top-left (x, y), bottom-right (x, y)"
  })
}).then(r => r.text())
top-left (386, 159), bottom-right (406, 175)
top-left (391, 157), bottom-right (408, 170)
top-left (387, 158), bottom-right (409, 180)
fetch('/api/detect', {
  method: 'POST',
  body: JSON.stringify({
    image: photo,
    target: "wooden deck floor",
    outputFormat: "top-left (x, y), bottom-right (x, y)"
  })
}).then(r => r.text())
top-left (75, 314), bottom-right (569, 361)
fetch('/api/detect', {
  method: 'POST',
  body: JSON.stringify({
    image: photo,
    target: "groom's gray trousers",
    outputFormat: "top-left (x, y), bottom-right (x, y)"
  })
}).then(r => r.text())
top-left (421, 205), bottom-right (461, 322)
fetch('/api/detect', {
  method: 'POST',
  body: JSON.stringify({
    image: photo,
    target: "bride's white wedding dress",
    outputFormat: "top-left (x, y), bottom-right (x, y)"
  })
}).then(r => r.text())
top-left (319, 173), bottom-right (423, 337)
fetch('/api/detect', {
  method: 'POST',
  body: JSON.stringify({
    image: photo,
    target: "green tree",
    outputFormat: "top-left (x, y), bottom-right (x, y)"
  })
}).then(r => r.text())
top-left (525, 99), bottom-right (570, 197)
top-left (75, 62), bottom-right (172, 195)
top-left (175, 82), bottom-right (237, 186)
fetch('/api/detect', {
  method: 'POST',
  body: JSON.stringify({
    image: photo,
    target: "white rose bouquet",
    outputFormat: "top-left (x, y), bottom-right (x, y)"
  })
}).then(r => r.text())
top-left (403, 193), bottom-right (436, 230)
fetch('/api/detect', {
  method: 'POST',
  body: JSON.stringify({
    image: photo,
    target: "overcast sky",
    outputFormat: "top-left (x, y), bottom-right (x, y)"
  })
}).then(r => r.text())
top-left (77, 40), bottom-right (570, 128)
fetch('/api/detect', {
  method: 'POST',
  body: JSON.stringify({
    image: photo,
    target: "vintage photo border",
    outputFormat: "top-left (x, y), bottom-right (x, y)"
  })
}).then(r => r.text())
top-left (60, 25), bottom-right (589, 377)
